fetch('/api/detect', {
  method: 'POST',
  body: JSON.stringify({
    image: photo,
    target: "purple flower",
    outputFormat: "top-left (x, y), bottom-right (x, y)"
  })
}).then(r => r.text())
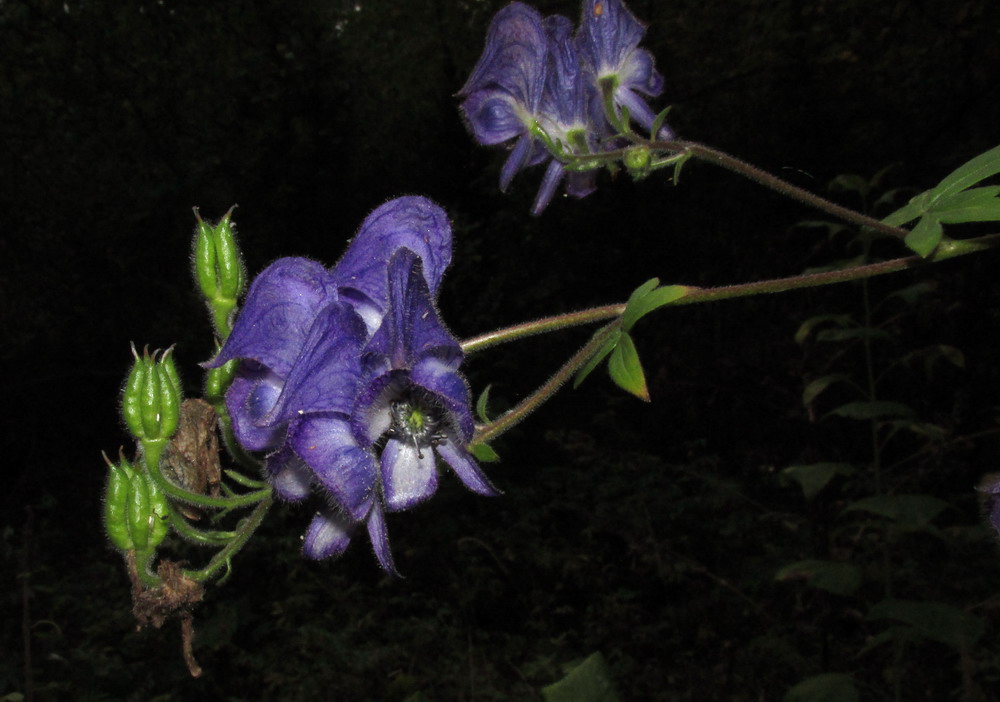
top-left (459, 0), bottom-right (673, 213)
top-left (458, 3), bottom-right (551, 192)
top-left (576, 0), bottom-right (673, 138)
top-left (284, 249), bottom-right (497, 572)
top-left (532, 14), bottom-right (598, 214)
top-left (206, 197), bottom-right (495, 572)
top-left (207, 196), bottom-right (454, 458)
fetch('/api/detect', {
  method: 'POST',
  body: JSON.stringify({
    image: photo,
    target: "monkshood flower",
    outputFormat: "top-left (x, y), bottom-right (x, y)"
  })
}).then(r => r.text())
top-left (533, 14), bottom-right (598, 214)
top-left (458, 3), bottom-right (551, 194)
top-left (206, 196), bottom-right (454, 457)
top-left (459, 0), bottom-right (673, 213)
top-left (576, 0), bottom-right (673, 139)
top-left (281, 249), bottom-right (498, 572)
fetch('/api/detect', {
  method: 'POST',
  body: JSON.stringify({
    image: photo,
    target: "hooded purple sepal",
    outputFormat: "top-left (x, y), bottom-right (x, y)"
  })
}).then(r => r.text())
top-left (577, 0), bottom-right (670, 136)
top-left (206, 257), bottom-right (336, 377)
top-left (332, 197), bottom-right (454, 333)
top-left (458, 3), bottom-right (548, 135)
top-left (351, 250), bottom-right (498, 517)
top-left (264, 300), bottom-right (368, 422)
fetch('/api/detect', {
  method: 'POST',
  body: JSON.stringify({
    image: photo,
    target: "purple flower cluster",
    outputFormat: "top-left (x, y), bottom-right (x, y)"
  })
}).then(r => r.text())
top-left (206, 197), bottom-right (497, 573)
top-left (458, 0), bottom-right (673, 214)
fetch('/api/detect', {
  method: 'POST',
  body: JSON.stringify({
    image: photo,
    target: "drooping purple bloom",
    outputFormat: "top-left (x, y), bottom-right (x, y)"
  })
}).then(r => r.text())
top-left (206, 196), bottom-right (454, 459)
top-left (284, 249), bottom-right (497, 572)
top-left (532, 14), bottom-right (598, 214)
top-left (459, 0), bottom-right (673, 213)
top-left (458, 3), bottom-right (551, 192)
top-left (576, 0), bottom-right (673, 138)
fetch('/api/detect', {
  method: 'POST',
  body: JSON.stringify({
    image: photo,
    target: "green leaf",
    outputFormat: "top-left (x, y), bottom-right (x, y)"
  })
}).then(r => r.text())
top-left (574, 329), bottom-right (621, 389)
top-left (887, 419), bottom-right (948, 442)
top-left (884, 281), bottom-right (937, 306)
top-left (784, 673), bottom-right (858, 702)
top-left (621, 279), bottom-right (689, 331)
top-left (867, 599), bottom-right (985, 650)
top-left (470, 443), bottom-right (500, 463)
top-left (475, 385), bottom-right (493, 424)
top-left (926, 144), bottom-right (1000, 206)
top-left (802, 374), bottom-right (852, 407)
top-left (776, 560), bottom-right (862, 596)
top-left (826, 401), bottom-right (914, 421)
top-left (828, 173), bottom-right (871, 198)
top-left (783, 463), bottom-right (856, 501)
top-left (794, 314), bottom-right (854, 345)
top-left (541, 652), bottom-right (622, 702)
top-left (650, 106), bottom-right (672, 140)
top-left (882, 198), bottom-right (924, 228)
top-left (607, 333), bottom-right (650, 401)
top-left (904, 215), bottom-right (943, 257)
top-left (815, 327), bottom-right (892, 344)
top-left (842, 494), bottom-right (950, 528)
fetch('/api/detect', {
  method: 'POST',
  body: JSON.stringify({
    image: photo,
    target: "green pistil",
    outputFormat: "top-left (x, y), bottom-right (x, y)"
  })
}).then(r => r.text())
top-left (406, 408), bottom-right (426, 434)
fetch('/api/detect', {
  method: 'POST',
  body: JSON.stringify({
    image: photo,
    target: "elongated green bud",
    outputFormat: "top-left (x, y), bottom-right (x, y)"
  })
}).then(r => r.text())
top-left (204, 356), bottom-right (237, 414)
top-left (103, 450), bottom-right (135, 551)
top-left (193, 207), bottom-right (246, 338)
top-left (102, 451), bottom-right (172, 552)
top-left (121, 345), bottom-right (183, 442)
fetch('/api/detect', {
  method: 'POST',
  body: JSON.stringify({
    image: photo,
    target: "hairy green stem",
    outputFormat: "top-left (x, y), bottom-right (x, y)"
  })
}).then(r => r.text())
top-left (170, 512), bottom-right (237, 545)
top-left (473, 321), bottom-right (622, 444)
top-left (144, 442), bottom-right (271, 509)
top-left (648, 139), bottom-right (913, 240)
top-left (184, 493), bottom-right (273, 582)
top-left (462, 305), bottom-right (623, 354)
top-left (469, 233), bottom-right (1000, 442)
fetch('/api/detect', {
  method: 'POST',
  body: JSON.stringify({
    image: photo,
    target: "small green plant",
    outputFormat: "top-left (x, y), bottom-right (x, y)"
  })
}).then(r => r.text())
top-left (778, 170), bottom-right (994, 701)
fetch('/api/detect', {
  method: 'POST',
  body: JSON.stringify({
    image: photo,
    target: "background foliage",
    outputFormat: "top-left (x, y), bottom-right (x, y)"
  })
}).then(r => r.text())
top-left (2, 0), bottom-right (999, 699)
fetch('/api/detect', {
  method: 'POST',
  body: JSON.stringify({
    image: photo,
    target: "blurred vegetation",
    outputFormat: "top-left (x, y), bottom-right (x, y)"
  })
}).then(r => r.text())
top-left (2, 0), bottom-right (999, 699)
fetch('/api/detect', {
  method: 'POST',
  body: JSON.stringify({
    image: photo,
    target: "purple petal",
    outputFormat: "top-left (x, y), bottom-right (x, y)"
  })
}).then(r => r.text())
top-left (411, 356), bottom-right (475, 440)
top-left (366, 501), bottom-right (398, 575)
top-left (620, 47), bottom-right (663, 97)
top-left (351, 370), bottom-right (409, 445)
top-left (266, 445), bottom-right (313, 502)
top-left (460, 89), bottom-right (527, 146)
top-left (289, 413), bottom-right (377, 521)
top-left (207, 257), bottom-right (335, 377)
top-left (265, 301), bottom-right (367, 421)
top-left (541, 15), bottom-right (590, 128)
top-left (577, 0), bottom-right (647, 79)
top-left (226, 363), bottom-right (287, 452)
top-left (566, 170), bottom-right (598, 199)
top-left (332, 197), bottom-right (453, 320)
top-left (303, 510), bottom-right (354, 560)
top-left (365, 250), bottom-right (461, 369)
top-left (500, 132), bottom-right (538, 192)
top-left (436, 440), bottom-right (500, 497)
top-left (616, 88), bottom-right (659, 134)
top-left (381, 438), bottom-right (439, 511)
top-left (458, 2), bottom-right (548, 114)
top-left (531, 159), bottom-right (566, 216)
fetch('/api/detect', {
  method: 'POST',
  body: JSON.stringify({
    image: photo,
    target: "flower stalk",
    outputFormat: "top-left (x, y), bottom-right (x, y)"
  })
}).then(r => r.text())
top-left (469, 231), bottom-right (1000, 443)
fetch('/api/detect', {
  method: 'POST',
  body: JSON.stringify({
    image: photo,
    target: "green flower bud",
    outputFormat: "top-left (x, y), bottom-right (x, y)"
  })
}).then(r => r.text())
top-left (204, 355), bottom-right (237, 410)
top-left (193, 207), bottom-right (246, 338)
top-left (102, 451), bottom-right (172, 552)
top-left (623, 145), bottom-right (651, 174)
top-left (103, 450), bottom-right (136, 551)
top-left (121, 345), bottom-right (183, 442)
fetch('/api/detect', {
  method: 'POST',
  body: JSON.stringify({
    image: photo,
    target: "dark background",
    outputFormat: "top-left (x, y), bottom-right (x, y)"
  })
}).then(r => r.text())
top-left (2, 0), bottom-right (1000, 699)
